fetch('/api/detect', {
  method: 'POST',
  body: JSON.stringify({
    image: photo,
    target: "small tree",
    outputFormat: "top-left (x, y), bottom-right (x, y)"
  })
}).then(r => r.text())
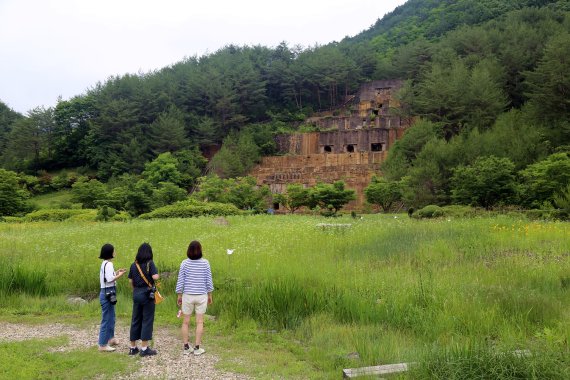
top-left (364, 176), bottom-right (402, 212)
top-left (309, 181), bottom-right (356, 216)
top-left (0, 169), bottom-right (30, 216)
top-left (143, 152), bottom-right (182, 186)
top-left (519, 153), bottom-right (570, 208)
top-left (451, 156), bottom-right (516, 209)
top-left (152, 182), bottom-right (188, 208)
top-left (71, 177), bottom-right (107, 209)
top-left (274, 183), bottom-right (311, 214)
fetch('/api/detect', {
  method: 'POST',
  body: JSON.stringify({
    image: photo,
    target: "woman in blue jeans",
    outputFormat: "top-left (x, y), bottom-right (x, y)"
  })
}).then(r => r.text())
top-left (98, 243), bottom-right (126, 352)
top-left (128, 243), bottom-right (160, 356)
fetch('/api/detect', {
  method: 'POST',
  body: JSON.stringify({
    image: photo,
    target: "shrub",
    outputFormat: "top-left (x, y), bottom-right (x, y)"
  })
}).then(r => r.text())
top-left (139, 199), bottom-right (242, 219)
top-left (441, 205), bottom-right (481, 218)
top-left (415, 205), bottom-right (445, 219)
top-left (67, 210), bottom-right (98, 222)
top-left (1, 216), bottom-right (24, 223)
top-left (23, 208), bottom-right (96, 222)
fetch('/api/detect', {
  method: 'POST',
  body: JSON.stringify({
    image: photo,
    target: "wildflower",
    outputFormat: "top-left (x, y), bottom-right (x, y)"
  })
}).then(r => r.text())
top-left (227, 249), bottom-right (234, 255)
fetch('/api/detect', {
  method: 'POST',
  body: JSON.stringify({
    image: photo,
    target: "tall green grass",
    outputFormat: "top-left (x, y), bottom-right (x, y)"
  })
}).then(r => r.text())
top-left (0, 214), bottom-right (569, 377)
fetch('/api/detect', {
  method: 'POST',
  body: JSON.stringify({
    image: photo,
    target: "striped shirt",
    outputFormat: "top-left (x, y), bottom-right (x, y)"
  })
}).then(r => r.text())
top-left (175, 258), bottom-right (214, 295)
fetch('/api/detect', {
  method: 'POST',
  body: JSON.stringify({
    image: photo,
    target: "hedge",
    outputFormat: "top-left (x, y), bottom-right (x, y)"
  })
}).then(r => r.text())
top-left (139, 200), bottom-right (242, 219)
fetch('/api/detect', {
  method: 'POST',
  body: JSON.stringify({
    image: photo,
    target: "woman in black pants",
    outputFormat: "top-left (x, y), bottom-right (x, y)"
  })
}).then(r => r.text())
top-left (128, 243), bottom-right (160, 356)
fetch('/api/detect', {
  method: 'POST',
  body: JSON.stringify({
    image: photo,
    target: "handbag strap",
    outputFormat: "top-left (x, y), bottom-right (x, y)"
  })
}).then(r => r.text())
top-left (103, 261), bottom-right (111, 292)
top-left (135, 261), bottom-right (153, 289)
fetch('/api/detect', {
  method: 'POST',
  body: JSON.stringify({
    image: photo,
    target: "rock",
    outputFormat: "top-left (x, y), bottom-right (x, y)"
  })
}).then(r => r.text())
top-left (346, 352), bottom-right (360, 360)
top-left (67, 297), bottom-right (87, 306)
top-left (213, 217), bottom-right (229, 226)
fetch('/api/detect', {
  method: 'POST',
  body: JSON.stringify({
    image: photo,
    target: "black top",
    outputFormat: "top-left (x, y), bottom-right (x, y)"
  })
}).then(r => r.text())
top-left (128, 261), bottom-right (158, 288)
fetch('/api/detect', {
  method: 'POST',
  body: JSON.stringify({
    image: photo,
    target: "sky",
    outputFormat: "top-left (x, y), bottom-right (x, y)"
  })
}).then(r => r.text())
top-left (0, 0), bottom-right (407, 114)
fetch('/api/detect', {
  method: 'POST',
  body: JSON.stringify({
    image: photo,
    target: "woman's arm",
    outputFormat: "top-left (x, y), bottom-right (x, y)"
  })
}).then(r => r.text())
top-left (112, 268), bottom-right (126, 281)
top-left (150, 261), bottom-right (159, 280)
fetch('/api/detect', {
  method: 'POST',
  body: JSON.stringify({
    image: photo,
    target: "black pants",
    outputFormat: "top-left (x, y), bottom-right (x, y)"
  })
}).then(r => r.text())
top-left (130, 287), bottom-right (156, 341)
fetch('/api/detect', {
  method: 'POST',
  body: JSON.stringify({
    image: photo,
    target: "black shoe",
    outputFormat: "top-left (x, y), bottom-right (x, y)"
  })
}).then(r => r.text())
top-left (139, 348), bottom-right (157, 357)
top-left (128, 347), bottom-right (140, 355)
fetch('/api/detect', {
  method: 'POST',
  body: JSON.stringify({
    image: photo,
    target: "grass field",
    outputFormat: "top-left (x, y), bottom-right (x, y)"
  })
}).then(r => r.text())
top-left (29, 190), bottom-right (73, 209)
top-left (1, 214), bottom-right (569, 378)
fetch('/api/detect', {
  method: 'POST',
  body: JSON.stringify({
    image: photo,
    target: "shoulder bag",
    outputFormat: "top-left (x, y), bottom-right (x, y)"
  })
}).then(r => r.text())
top-left (135, 261), bottom-right (164, 305)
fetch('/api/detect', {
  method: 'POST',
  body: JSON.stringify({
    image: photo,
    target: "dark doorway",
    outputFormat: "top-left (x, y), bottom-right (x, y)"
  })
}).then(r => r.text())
top-left (324, 145), bottom-right (332, 153)
top-left (346, 144), bottom-right (355, 153)
top-left (371, 143), bottom-right (382, 152)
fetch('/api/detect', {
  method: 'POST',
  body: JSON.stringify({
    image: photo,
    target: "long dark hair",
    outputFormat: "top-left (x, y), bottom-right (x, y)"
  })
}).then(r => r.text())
top-left (136, 242), bottom-right (153, 264)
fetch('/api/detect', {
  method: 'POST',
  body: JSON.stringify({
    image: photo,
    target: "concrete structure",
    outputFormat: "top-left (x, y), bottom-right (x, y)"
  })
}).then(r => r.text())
top-left (249, 80), bottom-right (411, 210)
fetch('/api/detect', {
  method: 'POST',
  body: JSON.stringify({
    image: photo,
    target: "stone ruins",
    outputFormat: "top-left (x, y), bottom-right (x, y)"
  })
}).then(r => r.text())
top-left (250, 79), bottom-right (412, 210)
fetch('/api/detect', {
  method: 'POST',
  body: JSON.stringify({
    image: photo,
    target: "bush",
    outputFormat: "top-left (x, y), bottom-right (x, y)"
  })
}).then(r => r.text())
top-left (23, 208), bottom-right (96, 222)
top-left (441, 205), bottom-right (482, 218)
top-left (139, 199), bottom-right (241, 219)
top-left (415, 205), bottom-right (446, 219)
top-left (67, 210), bottom-right (98, 222)
top-left (1, 216), bottom-right (24, 223)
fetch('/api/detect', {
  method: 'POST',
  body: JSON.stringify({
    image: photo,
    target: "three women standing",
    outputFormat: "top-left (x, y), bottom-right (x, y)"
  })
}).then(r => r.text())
top-left (98, 241), bottom-right (213, 357)
top-left (98, 243), bottom-right (126, 352)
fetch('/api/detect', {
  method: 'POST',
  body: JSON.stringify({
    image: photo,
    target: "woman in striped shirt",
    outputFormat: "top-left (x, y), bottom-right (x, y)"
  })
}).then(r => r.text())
top-left (175, 240), bottom-right (214, 355)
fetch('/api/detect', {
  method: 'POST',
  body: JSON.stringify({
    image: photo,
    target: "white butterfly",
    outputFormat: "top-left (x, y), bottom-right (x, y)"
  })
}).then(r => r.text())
top-left (226, 249), bottom-right (234, 255)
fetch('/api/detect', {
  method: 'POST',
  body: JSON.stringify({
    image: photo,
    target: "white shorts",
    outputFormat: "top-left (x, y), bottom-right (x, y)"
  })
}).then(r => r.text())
top-left (182, 294), bottom-right (208, 315)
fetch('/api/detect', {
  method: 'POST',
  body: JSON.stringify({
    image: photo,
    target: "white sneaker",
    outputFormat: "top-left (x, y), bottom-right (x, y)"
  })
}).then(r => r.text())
top-left (193, 347), bottom-right (205, 356)
top-left (183, 347), bottom-right (192, 355)
top-left (98, 345), bottom-right (116, 352)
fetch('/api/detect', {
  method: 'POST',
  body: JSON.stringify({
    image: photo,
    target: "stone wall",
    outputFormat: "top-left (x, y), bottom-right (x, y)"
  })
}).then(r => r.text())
top-left (249, 79), bottom-right (409, 211)
top-left (249, 151), bottom-right (388, 208)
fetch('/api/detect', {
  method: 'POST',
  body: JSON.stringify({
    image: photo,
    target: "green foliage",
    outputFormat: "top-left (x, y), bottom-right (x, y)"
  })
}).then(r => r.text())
top-left (525, 32), bottom-right (570, 125)
top-left (23, 208), bottom-right (96, 222)
top-left (139, 199), bottom-right (241, 219)
top-left (553, 183), bottom-right (570, 217)
top-left (143, 152), bottom-right (182, 186)
top-left (148, 106), bottom-right (190, 154)
top-left (415, 205), bottom-right (446, 218)
top-left (274, 183), bottom-right (311, 214)
top-left (411, 343), bottom-right (569, 379)
top-left (209, 130), bottom-right (261, 178)
top-left (0, 214), bottom-right (569, 377)
top-left (519, 152), bottom-right (570, 208)
top-left (0, 101), bottom-right (23, 157)
top-left (50, 170), bottom-right (77, 190)
top-left (194, 175), bottom-right (270, 212)
top-left (308, 181), bottom-right (356, 215)
top-left (71, 177), bottom-right (107, 208)
top-left (364, 176), bottom-right (403, 212)
top-left (451, 156), bottom-right (517, 209)
top-left (0, 169), bottom-right (30, 216)
top-left (0, 337), bottom-right (133, 379)
top-left (152, 182), bottom-right (188, 208)
top-left (381, 119), bottom-right (439, 180)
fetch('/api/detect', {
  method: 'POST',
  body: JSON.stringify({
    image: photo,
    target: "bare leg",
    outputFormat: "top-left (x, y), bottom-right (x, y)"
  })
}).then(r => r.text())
top-left (195, 313), bottom-right (204, 347)
top-left (182, 314), bottom-right (191, 345)
top-left (141, 340), bottom-right (148, 349)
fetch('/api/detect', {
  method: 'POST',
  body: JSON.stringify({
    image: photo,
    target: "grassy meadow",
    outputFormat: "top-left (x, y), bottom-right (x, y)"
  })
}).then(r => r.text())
top-left (1, 214), bottom-right (569, 378)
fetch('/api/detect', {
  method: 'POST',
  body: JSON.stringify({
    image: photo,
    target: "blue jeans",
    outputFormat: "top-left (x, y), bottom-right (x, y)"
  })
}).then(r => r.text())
top-left (98, 287), bottom-right (116, 346)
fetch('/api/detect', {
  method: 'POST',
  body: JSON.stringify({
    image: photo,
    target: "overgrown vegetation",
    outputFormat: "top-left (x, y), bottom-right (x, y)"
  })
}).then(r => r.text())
top-left (0, 215), bottom-right (568, 378)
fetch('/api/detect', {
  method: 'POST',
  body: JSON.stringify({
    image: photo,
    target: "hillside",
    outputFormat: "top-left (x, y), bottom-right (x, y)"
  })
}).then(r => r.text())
top-left (0, 0), bottom-right (569, 215)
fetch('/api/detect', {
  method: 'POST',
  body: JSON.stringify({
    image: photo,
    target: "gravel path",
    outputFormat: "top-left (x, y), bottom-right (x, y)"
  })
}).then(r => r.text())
top-left (1, 322), bottom-right (250, 380)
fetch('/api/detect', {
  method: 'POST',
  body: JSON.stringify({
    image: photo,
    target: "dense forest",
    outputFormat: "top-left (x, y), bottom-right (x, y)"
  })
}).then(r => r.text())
top-left (0, 0), bottom-right (569, 216)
